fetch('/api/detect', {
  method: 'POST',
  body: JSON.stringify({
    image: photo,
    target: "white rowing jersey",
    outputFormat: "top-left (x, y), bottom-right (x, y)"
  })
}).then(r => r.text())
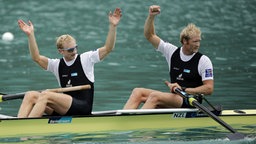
top-left (47, 49), bottom-right (101, 85)
top-left (157, 39), bottom-right (214, 81)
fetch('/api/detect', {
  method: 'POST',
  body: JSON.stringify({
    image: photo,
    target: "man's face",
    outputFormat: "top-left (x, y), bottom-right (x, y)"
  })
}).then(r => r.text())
top-left (185, 35), bottom-right (201, 54)
top-left (60, 41), bottom-right (78, 61)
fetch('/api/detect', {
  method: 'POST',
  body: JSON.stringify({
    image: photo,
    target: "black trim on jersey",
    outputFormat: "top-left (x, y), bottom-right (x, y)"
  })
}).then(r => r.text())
top-left (58, 55), bottom-right (94, 115)
top-left (170, 47), bottom-right (203, 88)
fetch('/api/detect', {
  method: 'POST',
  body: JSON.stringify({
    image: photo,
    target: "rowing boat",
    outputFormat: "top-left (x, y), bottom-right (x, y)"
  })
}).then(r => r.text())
top-left (1, 108), bottom-right (256, 139)
top-left (0, 86), bottom-right (255, 140)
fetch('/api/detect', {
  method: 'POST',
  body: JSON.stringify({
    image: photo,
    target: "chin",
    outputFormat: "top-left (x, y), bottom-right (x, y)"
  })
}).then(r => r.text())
top-left (193, 50), bottom-right (199, 53)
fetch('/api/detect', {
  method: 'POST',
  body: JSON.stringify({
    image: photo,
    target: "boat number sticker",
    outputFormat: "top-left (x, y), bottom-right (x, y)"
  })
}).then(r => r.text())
top-left (48, 116), bottom-right (72, 124)
top-left (173, 112), bottom-right (187, 118)
top-left (172, 112), bottom-right (197, 118)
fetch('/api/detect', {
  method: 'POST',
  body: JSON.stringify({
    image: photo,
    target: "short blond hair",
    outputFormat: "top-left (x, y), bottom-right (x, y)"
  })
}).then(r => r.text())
top-left (180, 23), bottom-right (201, 44)
top-left (56, 34), bottom-right (76, 49)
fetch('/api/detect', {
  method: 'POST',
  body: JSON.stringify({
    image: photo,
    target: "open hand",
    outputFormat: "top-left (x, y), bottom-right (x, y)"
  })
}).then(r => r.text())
top-left (109, 8), bottom-right (122, 26)
top-left (18, 20), bottom-right (34, 36)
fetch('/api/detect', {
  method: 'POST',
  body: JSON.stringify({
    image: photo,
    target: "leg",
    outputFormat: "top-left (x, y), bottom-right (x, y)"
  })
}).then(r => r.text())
top-left (28, 91), bottom-right (72, 117)
top-left (17, 91), bottom-right (40, 118)
top-left (141, 91), bottom-right (183, 109)
top-left (123, 88), bottom-right (158, 109)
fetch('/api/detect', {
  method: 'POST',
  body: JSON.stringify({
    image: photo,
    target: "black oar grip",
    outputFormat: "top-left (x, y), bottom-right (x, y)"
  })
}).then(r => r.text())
top-left (1, 93), bottom-right (25, 101)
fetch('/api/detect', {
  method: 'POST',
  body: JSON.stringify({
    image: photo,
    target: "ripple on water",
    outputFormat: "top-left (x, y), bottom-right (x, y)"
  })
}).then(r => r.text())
top-left (215, 57), bottom-right (228, 61)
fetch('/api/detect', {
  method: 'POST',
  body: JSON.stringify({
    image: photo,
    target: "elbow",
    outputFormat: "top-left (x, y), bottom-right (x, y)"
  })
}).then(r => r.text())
top-left (144, 34), bottom-right (156, 44)
top-left (144, 33), bottom-right (150, 41)
top-left (144, 31), bottom-right (153, 41)
top-left (32, 57), bottom-right (39, 63)
top-left (202, 80), bottom-right (214, 95)
top-left (31, 55), bottom-right (41, 64)
top-left (205, 86), bottom-right (214, 95)
top-left (100, 45), bottom-right (114, 60)
top-left (105, 45), bottom-right (114, 53)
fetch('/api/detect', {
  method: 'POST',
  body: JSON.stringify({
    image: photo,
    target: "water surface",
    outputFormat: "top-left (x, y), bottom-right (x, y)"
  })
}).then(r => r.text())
top-left (0, 0), bottom-right (255, 143)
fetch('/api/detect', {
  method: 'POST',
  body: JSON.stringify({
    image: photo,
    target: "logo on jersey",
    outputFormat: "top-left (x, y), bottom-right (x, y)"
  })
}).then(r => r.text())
top-left (71, 72), bottom-right (78, 77)
top-left (205, 69), bottom-right (213, 77)
top-left (173, 67), bottom-right (179, 70)
top-left (183, 69), bottom-right (190, 73)
top-left (66, 80), bottom-right (72, 87)
top-left (176, 74), bottom-right (184, 81)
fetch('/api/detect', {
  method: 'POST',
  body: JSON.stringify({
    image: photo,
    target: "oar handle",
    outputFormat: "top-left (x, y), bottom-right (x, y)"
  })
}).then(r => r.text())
top-left (47, 85), bottom-right (91, 93)
top-left (0, 85), bottom-right (91, 102)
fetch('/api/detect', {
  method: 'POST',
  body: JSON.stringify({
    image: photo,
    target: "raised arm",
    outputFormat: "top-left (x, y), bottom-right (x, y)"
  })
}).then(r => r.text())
top-left (144, 5), bottom-right (161, 49)
top-left (98, 8), bottom-right (122, 60)
top-left (18, 20), bottom-right (48, 70)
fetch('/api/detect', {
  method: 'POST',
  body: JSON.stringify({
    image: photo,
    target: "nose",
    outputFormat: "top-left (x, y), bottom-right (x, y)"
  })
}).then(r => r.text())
top-left (195, 41), bottom-right (200, 47)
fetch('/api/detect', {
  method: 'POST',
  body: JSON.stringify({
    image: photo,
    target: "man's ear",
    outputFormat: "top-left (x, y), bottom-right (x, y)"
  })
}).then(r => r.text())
top-left (182, 39), bottom-right (187, 45)
top-left (58, 49), bottom-right (63, 54)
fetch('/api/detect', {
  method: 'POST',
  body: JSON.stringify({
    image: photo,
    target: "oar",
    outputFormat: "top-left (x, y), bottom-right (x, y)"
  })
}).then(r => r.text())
top-left (0, 85), bottom-right (91, 102)
top-left (168, 85), bottom-right (245, 140)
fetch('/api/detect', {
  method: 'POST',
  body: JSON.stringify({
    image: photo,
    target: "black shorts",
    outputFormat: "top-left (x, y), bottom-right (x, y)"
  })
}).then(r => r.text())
top-left (51, 98), bottom-right (92, 116)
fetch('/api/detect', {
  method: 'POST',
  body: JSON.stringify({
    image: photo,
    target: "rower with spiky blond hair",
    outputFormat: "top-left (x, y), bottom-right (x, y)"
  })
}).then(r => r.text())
top-left (124, 5), bottom-right (214, 109)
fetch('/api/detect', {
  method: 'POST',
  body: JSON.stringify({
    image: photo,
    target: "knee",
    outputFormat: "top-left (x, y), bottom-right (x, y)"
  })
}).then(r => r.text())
top-left (147, 92), bottom-right (160, 103)
top-left (130, 88), bottom-right (145, 99)
top-left (38, 91), bottom-right (51, 101)
top-left (23, 91), bottom-right (39, 103)
top-left (29, 91), bottom-right (51, 105)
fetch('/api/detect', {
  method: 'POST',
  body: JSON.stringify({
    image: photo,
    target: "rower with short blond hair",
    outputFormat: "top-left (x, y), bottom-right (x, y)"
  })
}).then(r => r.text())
top-left (17, 8), bottom-right (122, 118)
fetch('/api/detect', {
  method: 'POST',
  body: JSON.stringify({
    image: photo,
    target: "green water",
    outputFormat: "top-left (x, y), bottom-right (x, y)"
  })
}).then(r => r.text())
top-left (0, 0), bottom-right (255, 143)
top-left (1, 128), bottom-right (256, 144)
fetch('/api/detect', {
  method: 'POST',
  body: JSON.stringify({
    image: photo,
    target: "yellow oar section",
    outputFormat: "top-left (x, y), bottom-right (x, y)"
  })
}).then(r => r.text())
top-left (0, 95), bottom-right (3, 102)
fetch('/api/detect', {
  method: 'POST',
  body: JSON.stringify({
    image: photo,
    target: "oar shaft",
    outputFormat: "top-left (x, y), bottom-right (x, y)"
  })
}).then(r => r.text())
top-left (0, 85), bottom-right (91, 102)
top-left (174, 88), bottom-right (238, 134)
top-left (192, 100), bottom-right (237, 133)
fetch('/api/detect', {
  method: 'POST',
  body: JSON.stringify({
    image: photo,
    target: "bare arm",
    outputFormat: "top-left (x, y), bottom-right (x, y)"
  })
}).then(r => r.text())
top-left (18, 20), bottom-right (48, 70)
top-left (185, 80), bottom-right (214, 95)
top-left (144, 5), bottom-right (161, 49)
top-left (98, 8), bottom-right (122, 60)
top-left (165, 80), bottom-right (214, 95)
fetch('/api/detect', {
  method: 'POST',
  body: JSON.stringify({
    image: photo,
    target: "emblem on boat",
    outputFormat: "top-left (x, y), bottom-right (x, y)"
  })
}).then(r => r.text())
top-left (48, 116), bottom-right (72, 124)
